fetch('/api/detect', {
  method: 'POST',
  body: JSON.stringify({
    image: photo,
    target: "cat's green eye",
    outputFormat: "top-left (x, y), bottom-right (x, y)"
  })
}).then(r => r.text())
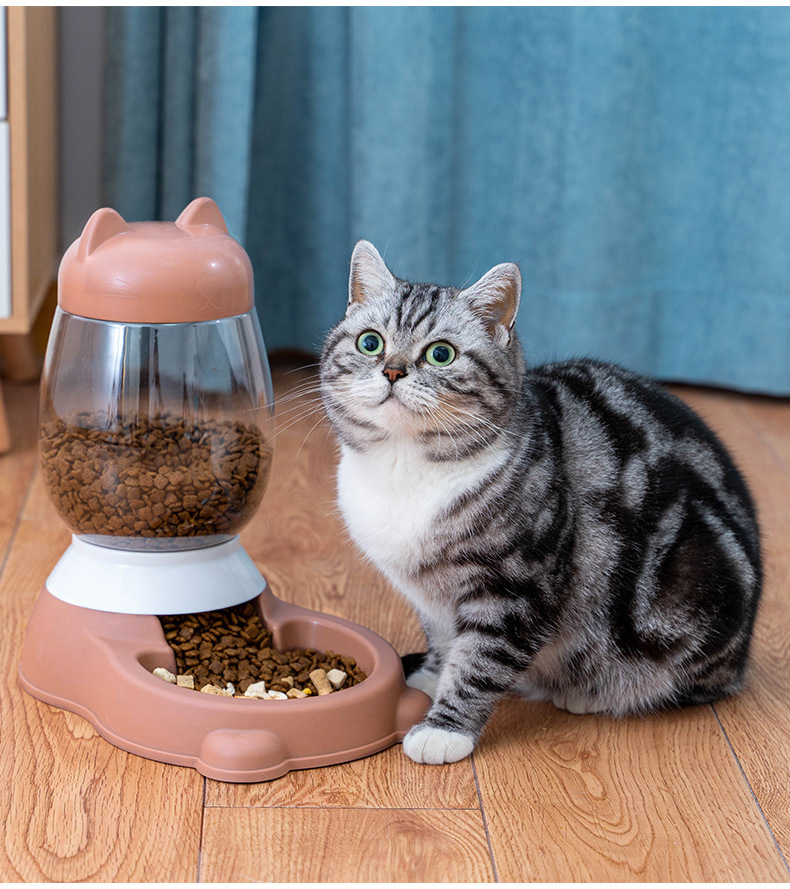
top-left (357, 331), bottom-right (384, 356)
top-left (425, 342), bottom-right (456, 367)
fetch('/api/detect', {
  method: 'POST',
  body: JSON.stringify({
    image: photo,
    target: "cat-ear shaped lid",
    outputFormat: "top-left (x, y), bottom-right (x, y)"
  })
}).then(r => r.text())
top-left (58, 198), bottom-right (254, 323)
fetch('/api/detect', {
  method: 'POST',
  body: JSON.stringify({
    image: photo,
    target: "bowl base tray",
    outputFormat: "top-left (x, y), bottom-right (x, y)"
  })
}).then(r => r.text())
top-left (18, 586), bottom-right (430, 782)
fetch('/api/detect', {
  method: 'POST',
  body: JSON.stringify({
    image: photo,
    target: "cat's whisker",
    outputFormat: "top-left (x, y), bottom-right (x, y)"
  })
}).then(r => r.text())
top-left (421, 399), bottom-right (507, 453)
top-left (421, 403), bottom-right (465, 461)
top-left (243, 391), bottom-right (320, 423)
top-left (272, 397), bottom-right (324, 421)
top-left (274, 383), bottom-right (323, 403)
top-left (278, 361), bottom-right (320, 377)
top-left (441, 401), bottom-right (516, 441)
top-left (292, 412), bottom-right (332, 462)
top-left (270, 400), bottom-right (327, 428)
top-left (269, 400), bottom-right (322, 422)
top-left (275, 386), bottom-right (323, 404)
top-left (268, 404), bottom-right (328, 442)
top-left (274, 382), bottom-right (325, 405)
top-left (272, 396), bottom-right (324, 422)
top-left (272, 397), bottom-right (325, 422)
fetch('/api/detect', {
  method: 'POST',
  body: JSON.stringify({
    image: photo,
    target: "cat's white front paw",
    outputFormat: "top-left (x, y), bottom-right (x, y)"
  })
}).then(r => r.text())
top-left (402, 724), bottom-right (475, 764)
top-left (552, 692), bottom-right (597, 714)
top-left (405, 667), bottom-right (439, 699)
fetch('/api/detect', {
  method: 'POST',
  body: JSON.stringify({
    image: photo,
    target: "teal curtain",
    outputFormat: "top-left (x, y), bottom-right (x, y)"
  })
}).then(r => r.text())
top-left (104, 7), bottom-right (790, 394)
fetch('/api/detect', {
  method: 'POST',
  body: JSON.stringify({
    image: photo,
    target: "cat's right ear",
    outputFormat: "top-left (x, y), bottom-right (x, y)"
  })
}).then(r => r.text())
top-left (348, 240), bottom-right (396, 310)
top-left (460, 262), bottom-right (522, 345)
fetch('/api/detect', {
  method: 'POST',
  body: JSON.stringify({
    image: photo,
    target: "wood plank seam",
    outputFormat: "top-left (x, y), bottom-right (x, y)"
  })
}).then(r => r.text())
top-left (711, 704), bottom-right (790, 877)
top-left (202, 804), bottom-right (483, 811)
top-left (0, 458), bottom-right (36, 582)
top-left (472, 752), bottom-right (501, 882)
top-left (736, 400), bottom-right (790, 481)
top-left (196, 777), bottom-right (208, 883)
top-left (730, 396), bottom-right (790, 873)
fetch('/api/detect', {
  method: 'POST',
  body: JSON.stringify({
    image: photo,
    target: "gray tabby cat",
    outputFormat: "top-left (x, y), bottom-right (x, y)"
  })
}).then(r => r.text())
top-left (320, 240), bottom-right (762, 765)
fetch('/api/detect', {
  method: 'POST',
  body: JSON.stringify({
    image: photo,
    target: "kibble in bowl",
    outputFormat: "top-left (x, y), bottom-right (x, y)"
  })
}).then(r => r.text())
top-left (154, 601), bottom-right (367, 699)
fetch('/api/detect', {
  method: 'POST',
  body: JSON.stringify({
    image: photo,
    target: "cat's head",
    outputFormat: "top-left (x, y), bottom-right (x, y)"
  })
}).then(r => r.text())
top-left (321, 240), bottom-right (524, 458)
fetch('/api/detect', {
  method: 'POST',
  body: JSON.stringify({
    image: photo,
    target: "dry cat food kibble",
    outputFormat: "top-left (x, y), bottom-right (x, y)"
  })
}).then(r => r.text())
top-left (155, 601), bottom-right (367, 698)
top-left (39, 413), bottom-right (272, 539)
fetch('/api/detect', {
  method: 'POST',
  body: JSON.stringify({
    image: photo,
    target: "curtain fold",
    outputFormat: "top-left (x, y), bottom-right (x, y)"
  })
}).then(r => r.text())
top-left (104, 7), bottom-right (790, 393)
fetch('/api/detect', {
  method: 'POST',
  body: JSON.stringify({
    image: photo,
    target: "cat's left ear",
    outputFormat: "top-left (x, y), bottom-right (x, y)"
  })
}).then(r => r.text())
top-left (348, 240), bottom-right (396, 310)
top-left (460, 263), bottom-right (521, 345)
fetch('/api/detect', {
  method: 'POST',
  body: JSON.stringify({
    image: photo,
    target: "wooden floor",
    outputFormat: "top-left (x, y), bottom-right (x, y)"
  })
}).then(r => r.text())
top-left (1, 359), bottom-right (789, 882)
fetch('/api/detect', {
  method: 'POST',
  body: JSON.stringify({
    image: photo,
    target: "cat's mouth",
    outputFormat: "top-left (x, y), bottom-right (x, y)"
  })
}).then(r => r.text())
top-left (378, 390), bottom-right (408, 413)
top-left (378, 390), bottom-right (397, 406)
top-left (376, 387), bottom-right (420, 424)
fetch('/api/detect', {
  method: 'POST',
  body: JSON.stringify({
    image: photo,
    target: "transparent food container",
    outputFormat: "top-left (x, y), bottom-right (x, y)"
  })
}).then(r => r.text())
top-left (39, 311), bottom-right (273, 551)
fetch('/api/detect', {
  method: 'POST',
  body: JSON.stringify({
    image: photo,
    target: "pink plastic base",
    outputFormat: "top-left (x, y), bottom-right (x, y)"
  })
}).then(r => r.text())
top-left (18, 586), bottom-right (430, 782)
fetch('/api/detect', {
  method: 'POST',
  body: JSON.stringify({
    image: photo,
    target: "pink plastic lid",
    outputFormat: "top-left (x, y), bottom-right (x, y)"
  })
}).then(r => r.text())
top-left (58, 197), bottom-right (255, 323)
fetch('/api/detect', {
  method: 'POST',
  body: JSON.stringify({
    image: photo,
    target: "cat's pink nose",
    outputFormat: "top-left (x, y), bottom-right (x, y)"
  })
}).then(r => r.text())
top-left (383, 365), bottom-right (407, 383)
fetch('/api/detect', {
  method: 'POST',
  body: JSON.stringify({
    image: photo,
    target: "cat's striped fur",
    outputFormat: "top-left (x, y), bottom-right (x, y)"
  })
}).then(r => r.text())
top-left (320, 241), bottom-right (762, 764)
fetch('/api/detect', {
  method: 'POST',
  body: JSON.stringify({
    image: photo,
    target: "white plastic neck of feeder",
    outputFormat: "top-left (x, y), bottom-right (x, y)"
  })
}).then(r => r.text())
top-left (46, 535), bottom-right (266, 615)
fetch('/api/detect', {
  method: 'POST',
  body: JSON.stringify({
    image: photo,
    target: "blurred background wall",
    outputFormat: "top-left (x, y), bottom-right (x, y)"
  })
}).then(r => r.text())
top-left (59, 7), bottom-right (790, 393)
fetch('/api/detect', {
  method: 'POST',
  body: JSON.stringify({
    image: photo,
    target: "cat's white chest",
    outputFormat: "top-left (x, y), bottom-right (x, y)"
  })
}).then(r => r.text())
top-left (337, 441), bottom-right (480, 583)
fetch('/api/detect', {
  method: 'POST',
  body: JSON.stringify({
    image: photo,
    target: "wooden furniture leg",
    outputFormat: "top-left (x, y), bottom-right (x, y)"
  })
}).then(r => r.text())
top-left (0, 378), bottom-right (11, 454)
top-left (0, 332), bottom-right (42, 382)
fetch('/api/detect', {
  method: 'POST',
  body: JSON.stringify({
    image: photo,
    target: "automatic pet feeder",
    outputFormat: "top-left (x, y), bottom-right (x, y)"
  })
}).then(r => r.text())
top-left (18, 198), bottom-right (428, 782)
